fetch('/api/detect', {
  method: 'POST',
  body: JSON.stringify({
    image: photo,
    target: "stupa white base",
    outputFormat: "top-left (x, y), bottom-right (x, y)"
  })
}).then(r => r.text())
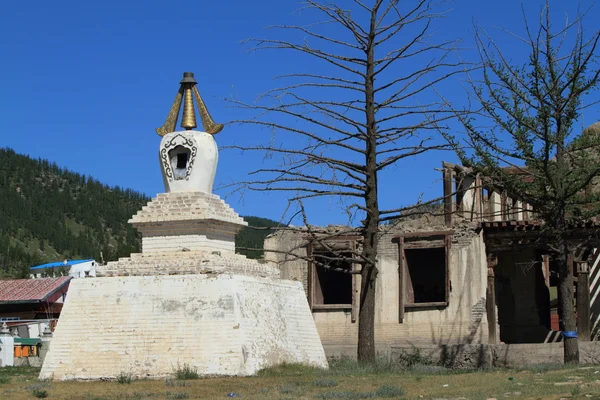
top-left (40, 274), bottom-right (327, 380)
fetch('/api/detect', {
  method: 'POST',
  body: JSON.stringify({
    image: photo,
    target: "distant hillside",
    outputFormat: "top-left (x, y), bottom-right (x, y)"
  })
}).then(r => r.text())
top-left (0, 148), bottom-right (279, 278)
top-left (0, 148), bottom-right (149, 278)
top-left (236, 216), bottom-right (286, 260)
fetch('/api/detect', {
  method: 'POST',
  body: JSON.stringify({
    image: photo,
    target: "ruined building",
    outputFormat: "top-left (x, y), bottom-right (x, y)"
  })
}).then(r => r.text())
top-left (265, 161), bottom-right (600, 357)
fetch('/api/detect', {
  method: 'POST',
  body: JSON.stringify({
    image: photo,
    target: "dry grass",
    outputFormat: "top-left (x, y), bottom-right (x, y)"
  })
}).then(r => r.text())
top-left (1, 362), bottom-right (600, 399)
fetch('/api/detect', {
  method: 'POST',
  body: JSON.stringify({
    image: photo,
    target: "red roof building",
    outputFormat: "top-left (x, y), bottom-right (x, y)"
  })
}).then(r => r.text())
top-left (0, 277), bottom-right (72, 321)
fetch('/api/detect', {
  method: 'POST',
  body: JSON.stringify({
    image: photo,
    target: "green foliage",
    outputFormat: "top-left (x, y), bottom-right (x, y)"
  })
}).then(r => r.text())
top-left (446, 6), bottom-right (600, 226)
top-left (116, 372), bottom-right (133, 384)
top-left (235, 216), bottom-right (285, 259)
top-left (31, 388), bottom-right (49, 398)
top-left (0, 148), bottom-right (148, 278)
top-left (173, 363), bottom-right (200, 380)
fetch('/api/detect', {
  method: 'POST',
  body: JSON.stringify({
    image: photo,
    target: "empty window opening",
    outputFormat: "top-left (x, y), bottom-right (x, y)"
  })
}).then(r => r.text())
top-left (312, 251), bottom-right (353, 306)
top-left (395, 233), bottom-right (451, 312)
top-left (405, 247), bottom-right (446, 303)
top-left (169, 146), bottom-right (191, 180)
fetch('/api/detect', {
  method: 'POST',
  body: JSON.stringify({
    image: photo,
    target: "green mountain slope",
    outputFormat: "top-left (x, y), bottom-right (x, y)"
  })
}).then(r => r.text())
top-left (236, 216), bottom-right (286, 260)
top-left (0, 148), bottom-right (149, 278)
top-left (0, 148), bottom-right (279, 278)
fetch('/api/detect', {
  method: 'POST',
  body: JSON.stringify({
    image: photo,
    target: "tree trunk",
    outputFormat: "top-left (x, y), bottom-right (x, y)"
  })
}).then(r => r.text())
top-left (556, 239), bottom-right (579, 364)
top-left (357, 6), bottom-right (379, 364)
top-left (358, 262), bottom-right (378, 362)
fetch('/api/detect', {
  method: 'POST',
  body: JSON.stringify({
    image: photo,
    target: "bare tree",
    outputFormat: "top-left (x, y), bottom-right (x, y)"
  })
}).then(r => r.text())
top-left (443, 2), bottom-right (600, 363)
top-left (227, 0), bottom-right (462, 363)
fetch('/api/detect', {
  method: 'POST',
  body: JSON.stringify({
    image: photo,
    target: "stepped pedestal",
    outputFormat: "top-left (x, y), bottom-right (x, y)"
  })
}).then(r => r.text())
top-left (39, 76), bottom-right (327, 380)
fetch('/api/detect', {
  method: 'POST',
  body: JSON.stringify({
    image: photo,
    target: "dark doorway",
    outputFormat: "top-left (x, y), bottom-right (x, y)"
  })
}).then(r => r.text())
top-left (495, 250), bottom-right (551, 343)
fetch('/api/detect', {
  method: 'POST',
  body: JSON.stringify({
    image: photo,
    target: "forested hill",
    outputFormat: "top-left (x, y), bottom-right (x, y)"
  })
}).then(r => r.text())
top-left (0, 148), bottom-right (282, 278)
top-left (0, 148), bottom-right (149, 278)
top-left (235, 216), bottom-right (286, 260)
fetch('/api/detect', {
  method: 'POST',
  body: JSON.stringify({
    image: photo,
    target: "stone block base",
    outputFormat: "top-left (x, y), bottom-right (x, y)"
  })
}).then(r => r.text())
top-left (40, 274), bottom-right (327, 380)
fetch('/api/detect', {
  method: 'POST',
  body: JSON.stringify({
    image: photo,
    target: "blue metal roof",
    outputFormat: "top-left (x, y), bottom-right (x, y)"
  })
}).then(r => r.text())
top-left (30, 259), bottom-right (95, 271)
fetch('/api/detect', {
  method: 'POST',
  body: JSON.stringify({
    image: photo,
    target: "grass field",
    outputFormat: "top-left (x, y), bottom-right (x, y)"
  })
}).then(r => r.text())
top-left (1, 360), bottom-right (600, 399)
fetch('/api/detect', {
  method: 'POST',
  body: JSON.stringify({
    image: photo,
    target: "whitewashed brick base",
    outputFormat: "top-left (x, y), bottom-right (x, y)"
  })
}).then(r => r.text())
top-left (39, 274), bottom-right (328, 380)
top-left (142, 234), bottom-right (234, 253)
top-left (40, 188), bottom-right (327, 380)
top-left (98, 250), bottom-right (280, 278)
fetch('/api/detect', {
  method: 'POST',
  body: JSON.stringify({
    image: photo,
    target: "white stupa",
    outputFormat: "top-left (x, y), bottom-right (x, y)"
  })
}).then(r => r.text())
top-left (39, 72), bottom-right (327, 380)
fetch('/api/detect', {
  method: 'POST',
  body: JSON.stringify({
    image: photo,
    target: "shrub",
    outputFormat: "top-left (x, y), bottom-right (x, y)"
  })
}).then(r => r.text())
top-left (173, 363), bottom-right (200, 380)
top-left (116, 372), bottom-right (133, 384)
top-left (32, 388), bottom-right (49, 398)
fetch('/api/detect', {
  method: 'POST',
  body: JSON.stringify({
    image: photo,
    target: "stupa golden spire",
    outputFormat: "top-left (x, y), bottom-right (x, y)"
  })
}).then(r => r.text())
top-left (156, 72), bottom-right (224, 136)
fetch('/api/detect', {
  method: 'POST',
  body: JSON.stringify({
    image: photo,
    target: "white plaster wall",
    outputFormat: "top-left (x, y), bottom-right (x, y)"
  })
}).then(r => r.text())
top-left (460, 176), bottom-right (476, 220)
top-left (69, 261), bottom-right (97, 278)
top-left (40, 274), bottom-right (326, 380)
top-left (142, 234), bottom-right (234, 253)
top-left (265, 233), bottom-right (309, 296)
top-left (159, 131), bottom-right (218, 194)
top-left (0, 336), bottom-right (14, 367)
top-left (273, 229), bottom-right (489, 352)
top-left (490, 192), bottom-right (502, 221)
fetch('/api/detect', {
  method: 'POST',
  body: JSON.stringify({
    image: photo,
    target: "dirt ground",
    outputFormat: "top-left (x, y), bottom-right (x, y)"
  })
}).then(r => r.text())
top-left (2, 362), bottom-right (600, 399)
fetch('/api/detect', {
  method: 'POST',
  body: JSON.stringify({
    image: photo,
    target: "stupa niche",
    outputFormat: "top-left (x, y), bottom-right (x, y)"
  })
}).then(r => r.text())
top-left (39, 73), bottom-right (327, 381)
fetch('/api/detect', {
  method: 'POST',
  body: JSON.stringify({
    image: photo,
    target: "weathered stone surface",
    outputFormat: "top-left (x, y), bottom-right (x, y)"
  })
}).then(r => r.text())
top-left (266, 226), bottom-right (490, 353)
top-left (40, 274), bottom-right (327, 380)
top-left (130, 192), bottom-right (245, 226)
top-left (389, 342), bottom-right (600, 369)
top-left (99, 250), bottom-right (279, 279)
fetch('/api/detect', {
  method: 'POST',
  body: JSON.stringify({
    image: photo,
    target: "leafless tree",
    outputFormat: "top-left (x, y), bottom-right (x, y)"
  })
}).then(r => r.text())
top-left (227, 0), bottom-right (463, 363)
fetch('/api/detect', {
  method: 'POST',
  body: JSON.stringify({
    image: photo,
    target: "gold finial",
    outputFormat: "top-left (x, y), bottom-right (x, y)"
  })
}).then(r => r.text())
top-left (155, 72), bottom-right (224, 136)
top-left (181, 86), bottom-right (197, 130)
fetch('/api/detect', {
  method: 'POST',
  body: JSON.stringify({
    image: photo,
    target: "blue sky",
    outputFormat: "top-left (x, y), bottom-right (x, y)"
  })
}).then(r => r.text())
top-left (1, 0), bottom-right (599, 226)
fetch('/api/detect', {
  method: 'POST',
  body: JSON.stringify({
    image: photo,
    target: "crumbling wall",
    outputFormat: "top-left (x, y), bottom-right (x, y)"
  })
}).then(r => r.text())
top-left (264, 231), bottom-right (309, 297)
top-left (391, 341), bottom-right (600, 369)
top-left (264, 217), bottom-right (490, 356)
